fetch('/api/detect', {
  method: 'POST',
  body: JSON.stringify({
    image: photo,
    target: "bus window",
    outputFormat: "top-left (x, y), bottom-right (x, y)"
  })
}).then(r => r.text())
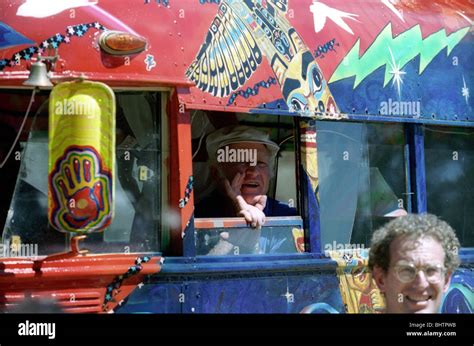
top-left (1, 91), bottom-right (163, 255)
top-left (192, 111), bottom-right (302, 255)
top-left (424, 126), bottom-right (474, 247)
top-left (316, 121), bottom-right (408, 249)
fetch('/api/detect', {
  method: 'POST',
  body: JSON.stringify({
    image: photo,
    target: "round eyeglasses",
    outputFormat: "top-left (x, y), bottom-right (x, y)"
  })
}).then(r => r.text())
top-left (393, 262), bottom-right (446, 284)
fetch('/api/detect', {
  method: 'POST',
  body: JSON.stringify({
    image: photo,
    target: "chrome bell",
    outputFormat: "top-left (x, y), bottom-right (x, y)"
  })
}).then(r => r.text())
top-left (23, 61), bottom-right (53, 87)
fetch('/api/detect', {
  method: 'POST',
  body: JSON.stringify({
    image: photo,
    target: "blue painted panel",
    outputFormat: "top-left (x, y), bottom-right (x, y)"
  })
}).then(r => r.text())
top-left (119, 256), bottom-right (342, 313)
top-left (328, 40), bottom-right (474, 122)
top-left (120, 267), bottom-right (473, 314)
top-left (116, 281), bottom-right (183, 313)
top-left (122, 272), bottom-right (344, 314)
top-left (118, 251), bottom-right (473, 313)
top-left (441, 268), bottom-right (474, 313)
top-left (191, 274), bottom-right (344, 313)
top-left (250, 39), bottom-right (473, 126)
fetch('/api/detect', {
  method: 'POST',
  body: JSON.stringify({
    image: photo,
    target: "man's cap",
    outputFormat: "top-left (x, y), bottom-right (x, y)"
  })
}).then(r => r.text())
top-left (206, 125), bottom-right (280, 161)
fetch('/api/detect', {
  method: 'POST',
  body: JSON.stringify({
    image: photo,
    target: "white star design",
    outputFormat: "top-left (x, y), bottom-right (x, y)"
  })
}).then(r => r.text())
top-left (14, 53), bottom-right (21, 60)
top-left (42, 40), bottom-right (49, 48)
top-left (388, 47), bottom-right (406, 99)
top-left (68, 27), bottom-right (75, 35)
top-left (281, 286), bottom-right (294, 303)
top-left (462, 75), bottom-right (469, 105)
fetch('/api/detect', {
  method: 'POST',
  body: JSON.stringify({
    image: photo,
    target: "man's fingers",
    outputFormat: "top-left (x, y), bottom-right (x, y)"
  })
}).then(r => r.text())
top-left (240, 206), bottom-right (265, 229)
top-left (231, 172), bottom-right (244, 191)
top-left (256, 209), bottom-right (265, 229)
top-left (260, 194), bottom-right (267, 206)
top-left (250, 209), bottom-right (259, 229)
top-left (239, 209), bottom-right (253, 223)
top-left (223, 178), bottom-right (240, 201)
top-left (252, 195), bottom-right (267, 211)
top-left (250, 208), bottom-right (264, 227)
top-left (250, 207), bottom-right (258, 227)
top-left (235, 195), bottom-right (250, 211)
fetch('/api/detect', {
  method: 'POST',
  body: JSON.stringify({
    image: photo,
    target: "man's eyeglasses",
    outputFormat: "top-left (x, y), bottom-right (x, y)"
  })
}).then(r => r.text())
top-left (392, 262), bottom-right (446, 284)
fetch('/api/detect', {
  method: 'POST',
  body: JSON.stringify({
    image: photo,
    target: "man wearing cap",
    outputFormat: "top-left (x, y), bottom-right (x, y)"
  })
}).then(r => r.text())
top-left (195, 125), bottom-right (296, 228)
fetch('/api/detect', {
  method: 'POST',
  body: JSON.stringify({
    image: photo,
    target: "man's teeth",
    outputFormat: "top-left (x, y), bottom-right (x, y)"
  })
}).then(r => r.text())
top-left (406, 295), bottom-right (431, 302)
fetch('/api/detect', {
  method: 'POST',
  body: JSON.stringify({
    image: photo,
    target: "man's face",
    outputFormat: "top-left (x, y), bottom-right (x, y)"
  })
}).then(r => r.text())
top-left (373, 235), bottom-right (451, 313)
top-left (215, 143), bottom-right (271, 204)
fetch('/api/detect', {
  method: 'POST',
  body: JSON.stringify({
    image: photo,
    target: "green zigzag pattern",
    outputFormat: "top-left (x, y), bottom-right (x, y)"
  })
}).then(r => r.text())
top-left (329, 23), bottom-right (470, 88)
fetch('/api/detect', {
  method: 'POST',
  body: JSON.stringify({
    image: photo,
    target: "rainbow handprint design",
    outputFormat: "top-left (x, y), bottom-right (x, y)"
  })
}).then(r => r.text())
top-left (49, 146), bottom-right (113, 233)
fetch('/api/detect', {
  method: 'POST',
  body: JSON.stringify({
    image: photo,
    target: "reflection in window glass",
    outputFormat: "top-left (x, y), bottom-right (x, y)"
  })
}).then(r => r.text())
top-left (1, 92), bottom-right (162, 254)
top-left (195, 217), bottom-right (304, 255)
top-left (424, 126), bottom-right (474, 247)
top-left (317, 121), bottom-right (407, 248)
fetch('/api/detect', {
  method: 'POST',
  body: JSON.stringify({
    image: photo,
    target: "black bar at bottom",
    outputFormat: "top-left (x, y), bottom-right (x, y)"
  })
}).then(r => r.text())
top-left (0, 313), bottom-right (472, 345)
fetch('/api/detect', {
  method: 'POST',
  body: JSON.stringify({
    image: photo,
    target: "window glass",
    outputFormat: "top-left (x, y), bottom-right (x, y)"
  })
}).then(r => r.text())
top-left (195, 217), bottom-right (304, 255)
top-left (316, 121), bottom-right (407, 249)
top-left (1, 91), bottom-right (162, 255)
top-left (424, 126), bottom-right (474, 247)
top-left (192, 112), bottom-right (301, 255)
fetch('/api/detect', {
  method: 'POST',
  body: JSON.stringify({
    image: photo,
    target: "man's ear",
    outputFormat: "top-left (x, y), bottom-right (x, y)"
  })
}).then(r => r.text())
top-left (371, 266), bottom-right (387, 293)
top-left (443, 271), bottom-right (452, 293)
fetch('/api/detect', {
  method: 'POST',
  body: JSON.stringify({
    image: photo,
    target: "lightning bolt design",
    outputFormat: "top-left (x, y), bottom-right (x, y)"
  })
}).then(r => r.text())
top-left (329, 23), bottom-right (470, 88)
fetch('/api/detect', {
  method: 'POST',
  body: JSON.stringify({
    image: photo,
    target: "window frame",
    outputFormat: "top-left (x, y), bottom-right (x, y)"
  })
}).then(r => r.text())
top-left (312, 120), bottom-right (474, 253)
top-left (187, 116), bottom-right (474, 257)
top-left (188, 114), bottom-right (308, 257)
top-left (0, 88), bottom-right (167, 256)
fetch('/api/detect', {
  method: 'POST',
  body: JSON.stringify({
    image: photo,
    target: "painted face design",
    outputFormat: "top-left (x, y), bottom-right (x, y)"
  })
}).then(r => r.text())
top-left (282, 50), bottom-right (329, 115)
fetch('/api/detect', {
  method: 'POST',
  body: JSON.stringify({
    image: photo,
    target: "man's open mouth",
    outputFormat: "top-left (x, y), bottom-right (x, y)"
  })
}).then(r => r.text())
top-left (242, 182), bottom-right (259, 188)
top-left (406, 295), bottom-right (432, 303)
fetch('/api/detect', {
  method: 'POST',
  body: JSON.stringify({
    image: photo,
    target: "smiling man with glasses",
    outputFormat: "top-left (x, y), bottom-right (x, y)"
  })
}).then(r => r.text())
top-left (368, 214), bottom-right (460, 313)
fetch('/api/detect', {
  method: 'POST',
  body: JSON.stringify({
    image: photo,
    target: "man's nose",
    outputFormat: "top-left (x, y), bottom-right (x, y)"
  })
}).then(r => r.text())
top-left (412, 270), bottom-right (430, 287)
top-left (244, 164), bottom-right (258, 175)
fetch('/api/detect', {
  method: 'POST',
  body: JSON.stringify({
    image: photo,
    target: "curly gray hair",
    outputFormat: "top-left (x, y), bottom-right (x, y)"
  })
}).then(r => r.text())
top-left (368, 213), bottom-right (460, 273)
